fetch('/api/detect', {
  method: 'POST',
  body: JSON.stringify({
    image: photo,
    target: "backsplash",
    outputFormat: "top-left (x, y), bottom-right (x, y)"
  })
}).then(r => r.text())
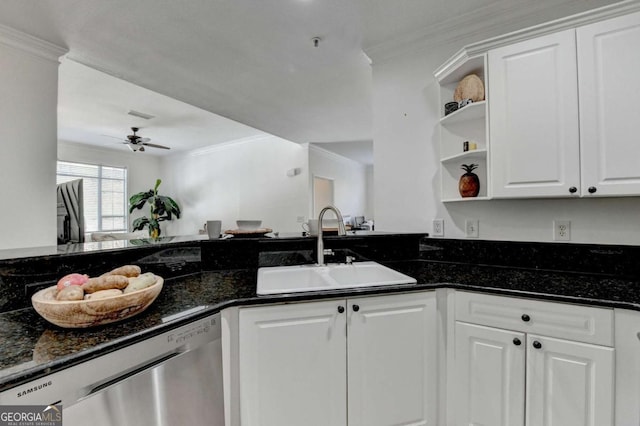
top-left (421, 238), bottom-right (640, 279)
top-left (1, 233), bottom-right (638, 314)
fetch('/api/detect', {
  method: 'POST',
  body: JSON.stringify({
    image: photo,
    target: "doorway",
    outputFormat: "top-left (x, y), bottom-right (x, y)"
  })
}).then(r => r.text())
top-left (313, 176), bottom-right (334, 217)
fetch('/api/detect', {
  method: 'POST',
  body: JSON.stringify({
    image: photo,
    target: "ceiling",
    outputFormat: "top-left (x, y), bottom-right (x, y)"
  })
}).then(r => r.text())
top-left (0, 0), bottom-right (620, 156)
top-left (58, 59), bottom-right (267, 155)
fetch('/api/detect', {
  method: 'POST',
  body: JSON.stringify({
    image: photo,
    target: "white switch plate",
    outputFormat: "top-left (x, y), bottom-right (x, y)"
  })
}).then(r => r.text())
top-left (432, 219), bottom-right (444, 237)
top-left (465, 219), bottom-right (479, 238)
top-left (554, 220), bottom-right (571, 241)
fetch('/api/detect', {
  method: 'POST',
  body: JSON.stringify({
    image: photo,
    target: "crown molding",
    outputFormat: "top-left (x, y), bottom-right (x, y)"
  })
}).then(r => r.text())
top-left (366, 0), bottom-right (640, 64)
top-left (309, 144), bottom-right (366, 168)
top-left (464, 0), bottom-right (640, 57)
top-left (187, 134), bottom-right (273, 157)
top-left (0, 24), bottom-right (67, 62)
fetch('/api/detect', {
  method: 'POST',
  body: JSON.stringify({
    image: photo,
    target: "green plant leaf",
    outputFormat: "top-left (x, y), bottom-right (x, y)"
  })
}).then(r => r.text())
top-left (157, 196), bottom-right (181, 219)
top-left (128, 180), bottom-right (180, 230)
top-left (128, 190), bottom-right (154, 213)
top-left (132, 216), bottom-right (150, 231)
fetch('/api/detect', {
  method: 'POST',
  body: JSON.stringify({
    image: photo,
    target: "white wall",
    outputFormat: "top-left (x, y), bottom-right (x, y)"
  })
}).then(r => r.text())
top-left (372, 24), bottom-right (640, 245)
top-left (57, 140), bottom-right (164, 231)
top-left (365, 165), bottom-right (374, 220)
top-left (161, 136), bottom-right (309, 235)
top-left (309, 145), bottom-right (369, 223)
top-left (0, 31), bottom-right (66, 250)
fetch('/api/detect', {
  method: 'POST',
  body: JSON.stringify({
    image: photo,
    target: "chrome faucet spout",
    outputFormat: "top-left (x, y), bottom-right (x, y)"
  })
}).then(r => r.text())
top-left (317, 205), bottom-right (346, 266)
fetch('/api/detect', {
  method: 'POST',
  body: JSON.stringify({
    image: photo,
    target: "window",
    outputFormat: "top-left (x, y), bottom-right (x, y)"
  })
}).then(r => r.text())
top-left (56, 161), bottom-right (128, 233)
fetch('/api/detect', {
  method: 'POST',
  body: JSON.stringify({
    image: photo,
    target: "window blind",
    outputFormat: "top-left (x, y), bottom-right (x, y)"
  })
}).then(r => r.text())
top-left (56, 161), bottom-right (128, 233)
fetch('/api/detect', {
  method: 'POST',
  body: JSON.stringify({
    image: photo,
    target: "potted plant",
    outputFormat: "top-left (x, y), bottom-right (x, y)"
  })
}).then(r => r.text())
top-left (129, 179), bottom-right (181, 239)
top-left (459, 164), bottom-right (480, 197)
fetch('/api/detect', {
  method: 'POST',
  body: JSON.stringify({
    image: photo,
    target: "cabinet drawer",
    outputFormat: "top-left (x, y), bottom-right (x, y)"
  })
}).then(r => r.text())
top-left (455, 291), bottom-right (613, 346)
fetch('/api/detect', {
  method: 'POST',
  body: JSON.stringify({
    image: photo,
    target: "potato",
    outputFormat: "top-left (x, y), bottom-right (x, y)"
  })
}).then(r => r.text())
top-left (56, 273), bottom-right (89, 291)
top-left (56, 286), bottom-right (84, 301)
top-left (102, 265), bottom-right (141, 278)
top-left (83, 275), bottom-right (129, 293)
top-left (84, 289), bottom-right (123, 300)
top-left (124, 273), bottom-right (156, 294)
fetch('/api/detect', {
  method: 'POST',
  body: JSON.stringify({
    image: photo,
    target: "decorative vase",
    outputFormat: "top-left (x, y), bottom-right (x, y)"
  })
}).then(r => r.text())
top-left (459, 164), bottom-right (480, 197)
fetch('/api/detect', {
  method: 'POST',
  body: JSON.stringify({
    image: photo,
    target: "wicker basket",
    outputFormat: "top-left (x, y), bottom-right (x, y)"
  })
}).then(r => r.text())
top-left (31, 276), bottom-right (163, 328)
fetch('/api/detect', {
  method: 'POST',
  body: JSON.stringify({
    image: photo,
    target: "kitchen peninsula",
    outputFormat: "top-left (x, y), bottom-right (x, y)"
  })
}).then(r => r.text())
top-left (0, 233), bottom-right (639, 425)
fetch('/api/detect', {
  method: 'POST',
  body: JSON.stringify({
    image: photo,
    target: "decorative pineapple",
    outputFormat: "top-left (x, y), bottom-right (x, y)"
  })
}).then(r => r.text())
top-left (459, 164), bottom-right (480, 197)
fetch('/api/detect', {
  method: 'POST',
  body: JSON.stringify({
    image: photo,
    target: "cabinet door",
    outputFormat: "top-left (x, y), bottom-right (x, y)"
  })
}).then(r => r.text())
top-left (347, 292), bottom-right (436, 426)
top-left (489, 29), bottom-right (580, 198)
top-left (239, 300), bottom-right (347, 426)
top-left (454, 322), bottom-right (526, 426)
top-left (526, 334), bottom-right (615, 426)
top-left (577, 11), bottom-right (640, 196)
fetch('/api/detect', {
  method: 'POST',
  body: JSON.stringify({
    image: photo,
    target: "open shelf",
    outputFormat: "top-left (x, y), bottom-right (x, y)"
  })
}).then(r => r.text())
top-left (441, 149), bottom-right (487, 164)
top-left (437, 52), bottom-right (490, 202)
top-left (442, 196), bottom-right (491, 203)
top-left (440, 101), bottom-right (486, 125)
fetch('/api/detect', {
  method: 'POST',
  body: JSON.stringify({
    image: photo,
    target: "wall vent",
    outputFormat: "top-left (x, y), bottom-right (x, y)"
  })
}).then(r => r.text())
top-left (127, 110), bottom-right (155, 120)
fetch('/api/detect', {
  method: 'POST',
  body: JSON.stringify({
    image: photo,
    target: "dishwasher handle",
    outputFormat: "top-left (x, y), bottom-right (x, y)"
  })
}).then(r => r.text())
top-left (83, 351), bottom-right (182, 399)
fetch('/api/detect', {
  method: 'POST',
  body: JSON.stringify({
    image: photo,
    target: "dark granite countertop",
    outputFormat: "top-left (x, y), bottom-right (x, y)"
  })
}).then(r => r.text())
top-left (1, 257), bottom-right (639, 393)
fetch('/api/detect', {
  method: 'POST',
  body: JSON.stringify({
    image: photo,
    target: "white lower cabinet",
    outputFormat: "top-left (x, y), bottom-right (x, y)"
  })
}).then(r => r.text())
top-left (455, 322), bottom-right (526, 426)
top-left (454, 292), bottom-right (615, 426)
top-left (238, 292), bottom-right (437, 426)
top-left (526, 334), bottom-right (614, 426)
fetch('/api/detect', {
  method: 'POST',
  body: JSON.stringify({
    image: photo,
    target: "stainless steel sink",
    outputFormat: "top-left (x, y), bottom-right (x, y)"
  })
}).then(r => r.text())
top-left (257, 261), bottom-right (416, 295)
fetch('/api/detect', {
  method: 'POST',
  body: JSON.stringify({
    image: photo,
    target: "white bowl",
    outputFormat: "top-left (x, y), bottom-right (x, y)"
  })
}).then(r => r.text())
top-left (236, 220), bottom-right (262, 230)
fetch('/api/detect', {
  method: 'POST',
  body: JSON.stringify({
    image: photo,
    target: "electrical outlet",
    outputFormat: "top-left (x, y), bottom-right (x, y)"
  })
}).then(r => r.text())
top-left (554, 220), bottom-right (571, 241)
top-left (465, 219), bottom-right (479, 238)
top-left (432, 219), bottom-right (444, 237)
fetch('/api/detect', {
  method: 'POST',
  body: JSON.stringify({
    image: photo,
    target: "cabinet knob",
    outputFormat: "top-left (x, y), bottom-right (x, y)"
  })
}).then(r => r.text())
top-left (521, 314), bottom-right (530, 322)
top-left (533, 340), bottom-right (542, 349)
top-left (513, 338), bottom-right (522, 346)
top-left (337, 306), bottom-right (345, 314)
top-left (588, 186), bottom-right (597, 194)
top-left (569, 186), bottom-right (577, 194)
top-left (352, 304), bottom-right (360, 312)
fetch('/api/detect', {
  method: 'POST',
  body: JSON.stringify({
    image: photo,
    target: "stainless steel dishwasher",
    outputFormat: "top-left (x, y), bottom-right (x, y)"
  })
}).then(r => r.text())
top-left (1, 311), bottom-right (224, 426)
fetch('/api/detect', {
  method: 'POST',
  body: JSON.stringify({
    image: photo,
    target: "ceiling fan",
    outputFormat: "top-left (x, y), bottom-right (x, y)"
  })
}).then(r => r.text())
top-left (124, 127), bottom-right (170, 152)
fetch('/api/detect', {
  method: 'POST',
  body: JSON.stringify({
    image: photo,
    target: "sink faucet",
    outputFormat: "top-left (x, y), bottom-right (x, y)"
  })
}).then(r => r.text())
top-left (317, 205), bottom-right (347, 266)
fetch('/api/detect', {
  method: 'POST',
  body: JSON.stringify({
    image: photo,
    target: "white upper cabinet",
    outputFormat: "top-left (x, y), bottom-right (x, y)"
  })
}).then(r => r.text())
top-left (489, 30), bottom-right (581, 198)
top-left (577, 11), bottom-right (640, 196)
top-left (438, 6), bottom-right (640, 200)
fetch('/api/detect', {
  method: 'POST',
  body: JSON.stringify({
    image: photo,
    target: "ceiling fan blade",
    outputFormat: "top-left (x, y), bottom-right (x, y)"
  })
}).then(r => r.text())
top-left (137, 137), bottom-right (151, 143)
top-left (101, 134), bottom-right (125, 140)
top-left (141, 142), bottom-right (171, 150)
